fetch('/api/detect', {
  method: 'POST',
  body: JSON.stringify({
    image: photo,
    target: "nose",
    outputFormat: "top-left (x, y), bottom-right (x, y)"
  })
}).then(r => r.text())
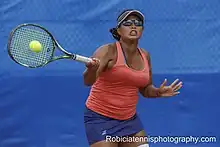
top-left (130, 23), bottom-right (136, 29)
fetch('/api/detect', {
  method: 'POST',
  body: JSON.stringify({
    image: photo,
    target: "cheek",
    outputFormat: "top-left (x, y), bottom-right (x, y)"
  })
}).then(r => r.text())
top-left (120, 27), bottom-right (130, 35)
top-left (137, 28), bottom-right (143, 35)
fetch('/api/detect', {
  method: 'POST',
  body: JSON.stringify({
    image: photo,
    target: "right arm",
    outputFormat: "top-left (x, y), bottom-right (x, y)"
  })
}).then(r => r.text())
top-left (83, 44), bottom-right (110, 86)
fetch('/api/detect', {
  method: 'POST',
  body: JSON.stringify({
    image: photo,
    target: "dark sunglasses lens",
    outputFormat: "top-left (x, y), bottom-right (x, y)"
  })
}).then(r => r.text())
top-left (135, 20), bottom-right (143, 26)
top-left (122, 20), bottom-right (143, 26)
top-left (122, 20), bottom-right (133, 26)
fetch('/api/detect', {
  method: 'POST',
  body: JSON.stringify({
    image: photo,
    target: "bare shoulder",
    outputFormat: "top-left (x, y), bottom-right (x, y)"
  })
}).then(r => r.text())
top-left (140, 48), bottom-right (151, 61)
top-left (92, 43), bottom-right (116, 60)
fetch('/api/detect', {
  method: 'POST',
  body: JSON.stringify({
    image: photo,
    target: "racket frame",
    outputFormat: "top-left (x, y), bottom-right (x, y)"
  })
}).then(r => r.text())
top-left (7, 23), bottom-right (92, 68)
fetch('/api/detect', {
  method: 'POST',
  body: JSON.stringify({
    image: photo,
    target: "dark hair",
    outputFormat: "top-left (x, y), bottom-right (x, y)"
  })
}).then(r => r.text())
top-left (109, 28), bottom-right (120, 41)
top-left (109, 9), bottom-right (142, 41)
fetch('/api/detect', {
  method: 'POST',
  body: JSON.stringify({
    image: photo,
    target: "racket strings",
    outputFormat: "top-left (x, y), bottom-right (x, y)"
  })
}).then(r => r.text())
top-left (9, 26), bottom-right (54, 67)
top-left (11, 30), bottom-right (44, 66)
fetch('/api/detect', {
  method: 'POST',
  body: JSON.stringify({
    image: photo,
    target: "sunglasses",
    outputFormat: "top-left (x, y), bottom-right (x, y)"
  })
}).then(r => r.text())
top-left (121, 19), bottom-right (143, 27)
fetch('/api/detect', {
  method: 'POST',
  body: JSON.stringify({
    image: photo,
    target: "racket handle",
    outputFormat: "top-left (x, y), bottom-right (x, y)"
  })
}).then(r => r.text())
top-left (74, 54), bottom-right (93, 63)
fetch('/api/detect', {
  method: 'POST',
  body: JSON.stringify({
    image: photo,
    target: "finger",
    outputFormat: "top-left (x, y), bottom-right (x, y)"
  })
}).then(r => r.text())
top-left (94, 59), bottom-right (101, 67)
top-left (160, 79), bottom-right (167, 88)
top-left (90, 59), bottom-right (100, 68)
top-left (174, 83), bottom-right (183, 92)
top-left (174, 87), bottom-right (182, 93)
top-left (160, 93), bottom-right (173, 97)
top-left (91, 61), bottom-right (97, 67)
top-left (170, 79), bottom-right (179, 88)
top-left (85, 61), bottom-right (93, 67)
top-left (173, 91), bottom-right (180, 96)
top-left (93, 60), bottom-right (98, 65)
top-left (91, 58), bottom-right (97, 63)
top-left (93, 58), bottom-right (100, 63)
top-left (173, 81), bottom-right (182, 90)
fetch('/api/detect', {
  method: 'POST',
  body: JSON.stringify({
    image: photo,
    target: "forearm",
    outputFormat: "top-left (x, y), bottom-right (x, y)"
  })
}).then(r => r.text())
top-left (143, 84), bottom-right (161, 98)
top-left (83, 69), bottom-right (97, 86)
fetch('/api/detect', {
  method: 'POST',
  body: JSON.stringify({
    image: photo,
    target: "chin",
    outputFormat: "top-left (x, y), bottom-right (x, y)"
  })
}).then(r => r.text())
top-left (127, 36), bottom-right (140, 40)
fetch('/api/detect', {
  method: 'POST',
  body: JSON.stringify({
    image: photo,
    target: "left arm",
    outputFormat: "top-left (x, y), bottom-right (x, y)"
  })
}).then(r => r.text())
top-left (139, 49), bottom-right (183, 98)
top-left (139, 49), bottom-right (160, 98)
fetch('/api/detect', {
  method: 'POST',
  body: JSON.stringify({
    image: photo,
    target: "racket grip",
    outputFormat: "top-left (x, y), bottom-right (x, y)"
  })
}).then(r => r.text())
top-left (74, 54), bottom-right (93, 63)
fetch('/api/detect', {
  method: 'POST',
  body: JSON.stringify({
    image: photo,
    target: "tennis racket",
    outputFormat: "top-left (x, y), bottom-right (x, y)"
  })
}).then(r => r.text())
top-left (7, 23), bottom-right (93, 68)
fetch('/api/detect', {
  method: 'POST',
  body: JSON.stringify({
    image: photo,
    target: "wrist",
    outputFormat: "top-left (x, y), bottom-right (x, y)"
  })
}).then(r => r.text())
top-left (156, 88), bottom-right (162, 97)
top-left (145, 85), bottom-right (161, 98)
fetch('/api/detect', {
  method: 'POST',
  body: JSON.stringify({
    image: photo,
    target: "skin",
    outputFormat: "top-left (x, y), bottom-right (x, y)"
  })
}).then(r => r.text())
top-left (83, 15), bottom-right (183, 147)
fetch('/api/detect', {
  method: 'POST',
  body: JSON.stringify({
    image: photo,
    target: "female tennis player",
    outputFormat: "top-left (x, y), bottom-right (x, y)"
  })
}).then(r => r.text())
top-left (83, 9), bottom-right (183, 147)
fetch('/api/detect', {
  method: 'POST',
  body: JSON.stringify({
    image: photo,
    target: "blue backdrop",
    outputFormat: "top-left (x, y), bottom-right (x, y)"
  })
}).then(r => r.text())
top-left (0, 0), bottom-right (219, 147)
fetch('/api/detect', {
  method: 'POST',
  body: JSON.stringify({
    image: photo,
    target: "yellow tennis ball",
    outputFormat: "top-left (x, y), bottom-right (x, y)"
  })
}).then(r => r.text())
top-left (29, 40), bottom-right (42, 53)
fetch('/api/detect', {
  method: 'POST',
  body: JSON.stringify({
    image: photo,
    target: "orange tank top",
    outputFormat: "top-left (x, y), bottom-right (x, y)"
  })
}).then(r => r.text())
top-left (86, 41), bottom-right (150, 120)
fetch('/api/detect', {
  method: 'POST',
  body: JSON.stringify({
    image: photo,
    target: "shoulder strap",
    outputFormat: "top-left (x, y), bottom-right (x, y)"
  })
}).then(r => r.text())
top-left (115, 41), bottom-right (126, 66)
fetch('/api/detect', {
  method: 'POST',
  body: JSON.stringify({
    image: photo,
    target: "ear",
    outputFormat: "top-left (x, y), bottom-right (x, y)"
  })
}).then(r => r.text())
top-left (117, 28), bottom-right (121, 36)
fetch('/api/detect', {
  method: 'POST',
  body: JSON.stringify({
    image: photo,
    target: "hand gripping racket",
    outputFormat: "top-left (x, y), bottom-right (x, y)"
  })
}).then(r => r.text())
top-left (7, 23), bottom-right (93, 68)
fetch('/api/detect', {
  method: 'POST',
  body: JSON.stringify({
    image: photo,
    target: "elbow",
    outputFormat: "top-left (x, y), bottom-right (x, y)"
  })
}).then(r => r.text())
top-left (83, 81), bottom-right (93, 86)
top-left (83, 76), bottom-right (96, 86)
top-left (141, 93), bottom-right (149, 98)
top-left (139, 88), bottom-right (149, 98)
top-left (83, 70), bottom-right (97, 86)
top-left (83, 77), bottom-right (93, 86)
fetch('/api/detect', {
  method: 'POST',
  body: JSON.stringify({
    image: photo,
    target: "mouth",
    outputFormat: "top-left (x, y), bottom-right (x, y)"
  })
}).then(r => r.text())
top-left (129, 30), bottom-right (138, 36)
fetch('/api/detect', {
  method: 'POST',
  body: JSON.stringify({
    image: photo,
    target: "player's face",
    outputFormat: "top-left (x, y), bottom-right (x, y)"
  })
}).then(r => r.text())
top-left (117, 15), bottom-right (143, 41)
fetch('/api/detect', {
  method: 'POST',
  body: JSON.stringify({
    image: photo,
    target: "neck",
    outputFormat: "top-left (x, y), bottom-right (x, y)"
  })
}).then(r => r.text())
top-left (119, 39), bottom-right (139, 55)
